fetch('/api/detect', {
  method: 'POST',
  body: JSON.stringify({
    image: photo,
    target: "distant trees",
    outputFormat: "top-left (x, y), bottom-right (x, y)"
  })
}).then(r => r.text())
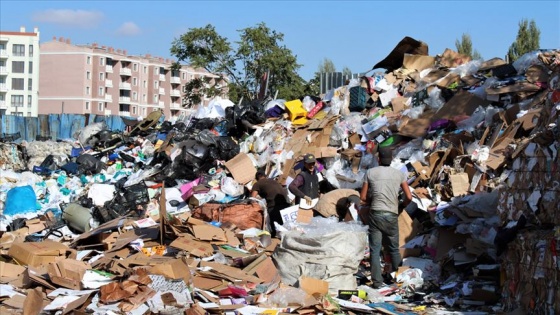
top-left (170, 23), bottom-right (304, 105)
top-left (507, 18), bottom-right (541, 62)
top-left (318, 58), bottom-right (336, 73)
top-left (455, 33), bottom-right (482, 60)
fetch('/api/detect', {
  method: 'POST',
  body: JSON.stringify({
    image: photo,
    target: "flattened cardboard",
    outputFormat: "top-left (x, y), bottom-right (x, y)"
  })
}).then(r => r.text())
top-left (169, 234), bottom-right (214, 257)
top-left (254, 257), bottom-right (279, 283)
top-left (372, 36), bottom-right (429, 72)
top-left (436, 229), bottom-right (469, 261)
top-left (440, 48), bottom-right (471, 68)
top-left (47, 259), bottom-right (91, 290)
top-left (193, 276), bottom-right (223, 290)
top-left (486, 81), bottom-right (540, 95)
top-left (200, 261), bottom-right (263, 284)
top-left (296, 209), bottom-right (313, 224)
top-left (23, 287), bottom-right (43, 315)
top-left (8, 241), bottom-right (69, 267)
top-left (149, 258), bottom-right (191, 283)
top-left (478, 57), bottom-right (507, 71)
top-left (225, 153), bottom-right (256, 185)
top-left (0, 261), bottom-right (26, 283)
top-left (398, 211), bottom-right (422, 258)
top-left (398, 118), bottom-right (431, 138)
top-left (449, 173), bottom-right (470, 196)
top-left (403, 54), bottom-right (435, 71)
top-left (299, 276), bottom-right (329, 297)
top-left (191, 224), bottom-right (227, 242)
top-left (432, 90), bottom-right (489, 122)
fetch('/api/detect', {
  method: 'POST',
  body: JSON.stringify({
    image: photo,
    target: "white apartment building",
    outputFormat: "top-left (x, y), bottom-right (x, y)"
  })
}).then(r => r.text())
top-left (0, 27), bottom-right (40, 116)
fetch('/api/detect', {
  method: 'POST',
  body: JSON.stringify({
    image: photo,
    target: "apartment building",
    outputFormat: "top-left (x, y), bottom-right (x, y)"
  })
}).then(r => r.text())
top-left (39, 37), bottom-right (226, 119)
top-left (0, 27), bottom-right (40, 116)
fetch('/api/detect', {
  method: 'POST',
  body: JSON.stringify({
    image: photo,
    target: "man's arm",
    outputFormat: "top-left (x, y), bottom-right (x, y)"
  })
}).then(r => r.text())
top-left (250, 190), bottom-right (259, 198)
top-left (400, 181), bottom-right (412, 207)
top-left (360, 181), bottom-right (369, 203)
top-left (288, 175), bottom-right (306, 199)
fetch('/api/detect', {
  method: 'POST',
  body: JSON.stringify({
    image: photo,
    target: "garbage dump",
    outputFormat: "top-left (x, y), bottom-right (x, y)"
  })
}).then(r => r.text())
top-left (0, 39), bottom-right (558, 315)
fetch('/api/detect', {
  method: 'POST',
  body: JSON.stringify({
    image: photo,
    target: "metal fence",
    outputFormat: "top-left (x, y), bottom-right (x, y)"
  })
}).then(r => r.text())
top-left (319, 72), bottom-right (366, 95)
top-left (0, 114), bottom-right (130, 143)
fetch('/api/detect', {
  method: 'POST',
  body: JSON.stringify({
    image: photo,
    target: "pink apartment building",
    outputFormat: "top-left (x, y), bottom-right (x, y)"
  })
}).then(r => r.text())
top-left (39, 37), bottom-right (226, 119)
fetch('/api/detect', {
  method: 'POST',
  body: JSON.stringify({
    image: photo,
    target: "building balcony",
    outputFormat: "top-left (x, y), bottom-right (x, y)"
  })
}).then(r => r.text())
top-left (104, 109), bottom-right (112, 115)
top-left (0, 100), bottom-right (6, 109)
top-left (120, 68), bottom-right (132, 76)
top-left (119, 96), bottom-right (131, 103)
top-left (170, 102), bottom-right (181, 109)
top-left (0, 84), bottom-right (8, 92)
top-left (0, 50), bottom-right (8, 58)
top-left (170, 89), bottom-right (181, 97)
top-left (159, 74), bottom-right (166, 82)
top-left (170, 77), bottom-right (181, 84)
top-left (105, 79), bottom-right (113, 87)
top-left (158, 87), bottom-right (165, 95)
top-left (119, 111), bottom-right (131, 116)
top-left (0, 67), bottom-right (7, 75)
top-left (105, 94), bottom-right (113, 101)
top-left (106, 65), bottom-right (113, 73)
top-left (119, 82), bottom-right (131, 89)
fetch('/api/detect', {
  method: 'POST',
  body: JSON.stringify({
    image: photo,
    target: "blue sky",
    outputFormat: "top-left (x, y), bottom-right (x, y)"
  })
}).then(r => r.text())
top-left (1, 1), bottom-right (558, 80)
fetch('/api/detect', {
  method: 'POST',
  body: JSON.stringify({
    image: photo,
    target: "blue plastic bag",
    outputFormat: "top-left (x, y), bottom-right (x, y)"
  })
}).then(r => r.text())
top-left (3, 185), bottom-right (38, 216)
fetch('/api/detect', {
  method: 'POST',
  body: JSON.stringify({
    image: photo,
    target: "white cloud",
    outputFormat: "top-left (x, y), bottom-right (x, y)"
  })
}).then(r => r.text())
top-left (115, 22), bottom-right (141, 36)
top-left (32, 9), bottom-right (104, 28)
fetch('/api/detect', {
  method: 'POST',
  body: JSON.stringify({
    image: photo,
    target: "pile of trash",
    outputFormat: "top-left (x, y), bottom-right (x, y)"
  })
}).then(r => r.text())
top-left (0, 37), bottom-right (558, 315)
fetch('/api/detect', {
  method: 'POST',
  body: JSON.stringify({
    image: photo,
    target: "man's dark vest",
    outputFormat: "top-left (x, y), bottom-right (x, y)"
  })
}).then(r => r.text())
top-left (300, 170), bottom-right (319, 199)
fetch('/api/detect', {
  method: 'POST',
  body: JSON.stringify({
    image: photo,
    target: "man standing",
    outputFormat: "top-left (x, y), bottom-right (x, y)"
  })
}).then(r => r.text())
top-left (314, 188), bottom-right (361, 221)
top-left (251, 170), bottom-right (290, 237)
top-left (361, 147), bottom-right (412, 289)
top-left (288, 153), bottom-right (320, 206)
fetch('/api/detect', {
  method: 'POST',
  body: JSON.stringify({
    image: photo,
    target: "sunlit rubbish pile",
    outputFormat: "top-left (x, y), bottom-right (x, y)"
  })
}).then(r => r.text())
top-left (0, 36), bottom-right (558, 314)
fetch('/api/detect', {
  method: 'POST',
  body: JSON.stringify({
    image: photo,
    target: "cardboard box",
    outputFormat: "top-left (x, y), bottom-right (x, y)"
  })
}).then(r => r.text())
top-left (299, 276), bottom-right (329, 297)
top-left (224, 153), bottom-right (256, 185)
top-left (8, 240), bottom-right (69, 267)
top-left (47, 259), bottom-right (91, 290)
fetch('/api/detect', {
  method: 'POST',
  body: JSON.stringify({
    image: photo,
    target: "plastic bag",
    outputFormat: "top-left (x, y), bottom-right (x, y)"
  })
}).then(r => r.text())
top-left (302, 96), bottom-right (316, 112)
top-left (3, 185), bottom-right (37, 216)
top-left (267, 287), bottom-right (307, 307)
top-left (512, 50), bottom-right (541, 74)
top-left (396, 268), bottom-right (424, 288)
top-left (450, 59), bottom-right (483, 78)
top-left (220, 176), bottom-right (245, 197)
top-left (457, 106), bottom-right (486, 132)
top-left (425, 87), bottom-right (445, 111)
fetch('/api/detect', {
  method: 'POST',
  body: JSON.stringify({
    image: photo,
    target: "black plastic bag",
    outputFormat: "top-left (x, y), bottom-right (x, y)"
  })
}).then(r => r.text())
top-left (76, 154), bottom-right (105, 174)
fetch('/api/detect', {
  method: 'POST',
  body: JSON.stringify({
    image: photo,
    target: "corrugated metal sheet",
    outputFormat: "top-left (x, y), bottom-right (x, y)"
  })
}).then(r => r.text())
top-left (0, 114), bottom-right (130, 142)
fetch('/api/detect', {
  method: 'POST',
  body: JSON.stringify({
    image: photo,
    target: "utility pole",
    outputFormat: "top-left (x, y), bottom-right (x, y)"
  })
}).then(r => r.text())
top-left (61, 101), bottom-right (64, 114)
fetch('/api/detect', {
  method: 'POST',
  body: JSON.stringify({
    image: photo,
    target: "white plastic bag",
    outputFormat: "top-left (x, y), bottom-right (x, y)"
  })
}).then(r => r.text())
top-left (220, 177), bottom-right (244, 197)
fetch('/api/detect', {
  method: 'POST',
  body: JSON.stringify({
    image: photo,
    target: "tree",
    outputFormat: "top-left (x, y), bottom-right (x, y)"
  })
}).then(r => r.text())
top-left (170, 23), bottom-right (303, 106)
top-left (507, 18), bottom-right (541, 62)
top-left (455, 33), bottom-right (482, 60)
top-left (342, 66), bottom-right (352, 77)
top-left (318, 58), bottom-right (336, 73)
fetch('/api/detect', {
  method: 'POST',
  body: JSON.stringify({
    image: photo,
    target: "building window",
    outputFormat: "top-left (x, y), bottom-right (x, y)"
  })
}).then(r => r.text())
top-left (98, 102), bottom-right (103, 111)
top-left (87, 56), bottom-right (91, 64)
top-left (86, 86), bottom-right (90, 95)
top-left (12, 44), bottom-right (24, 56)
top-left (99, 87), bottom-right (104, 96)
top-left (27, 95), bottom-right (32, 107)
top-left (27, 112), bottom-right (31, 117)
top-left (132, 106), bottom-right (137, 114)
top-left (11, 95), bottom-right (23, 107)
top-left (133, 63), bottom-right (138, 71)
top-left (142, 94), bottom-right (146, 102)
top-left (154, 81), bottom-right (158, 88)
top-left (85, 101), bottom-right (90, 110)
top-left (133, 77), bottom-right (137, 86)
top-left (133, 92), bottom-right (137, 100)
top-left (143, 66), bottom-right (147, 74)
top-left (143, 80), bottom-right (147, 88)
top-left (28, 61), bottom-right (33, 74)
top-left (99, 73), bottom-right (105, 81)
top-left (154, 66), bottom-right (159, 74)
top-left (100, 57), bottom-right (105, 66)
top-left (182, 72), bottom-right (186, 80)
top-left (153, 95), bottom-right (158, 102)
top-left (11, 78), bottom-right (24, 90)
top-left (28, 79), bottom-right (32, 91)
top-left (12, 61), bottom-right (24, 73)
top-left (86, 71), bottom-right (91, 80)
top-left (142, 108), bottom-right (146, 115)
top-left (29, 45), bottom-right (33, 57)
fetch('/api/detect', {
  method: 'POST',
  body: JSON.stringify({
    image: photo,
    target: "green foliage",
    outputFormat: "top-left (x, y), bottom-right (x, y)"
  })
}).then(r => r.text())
top-left (507, 19), bottom-right (541, 62)
top-left (318, 58), bottom-right (336, 73)
top-left (455, 33), bottom-right (473, 57)
top-left (342, 66), bottom-right (352, 77)
top-left (171, 22), bottom-right (304, 106)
